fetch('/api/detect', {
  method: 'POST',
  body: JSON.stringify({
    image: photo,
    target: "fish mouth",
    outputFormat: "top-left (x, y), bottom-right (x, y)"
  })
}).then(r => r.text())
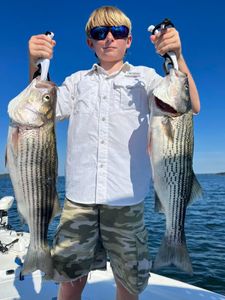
top-left (155, 97), bottom-right (178, 115)
top-left (35, 81), bottom-right (56, 89)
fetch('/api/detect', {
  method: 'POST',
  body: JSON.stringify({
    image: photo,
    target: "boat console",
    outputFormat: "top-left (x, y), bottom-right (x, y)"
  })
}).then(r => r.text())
top-left (0, 196), bottom-right (14, 229)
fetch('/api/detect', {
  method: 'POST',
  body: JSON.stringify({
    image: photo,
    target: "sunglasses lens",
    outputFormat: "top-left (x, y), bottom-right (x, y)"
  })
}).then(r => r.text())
top-left (90, 27), bottom-right (109, 40)
top-left (90, 26), bottom-right (129, 40)
top-left (111, 26), bottom-right (129, 39)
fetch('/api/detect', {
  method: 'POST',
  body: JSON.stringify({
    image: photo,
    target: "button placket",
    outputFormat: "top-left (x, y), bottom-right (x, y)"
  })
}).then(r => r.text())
top-left (95, 78), bottom-right (110, 202)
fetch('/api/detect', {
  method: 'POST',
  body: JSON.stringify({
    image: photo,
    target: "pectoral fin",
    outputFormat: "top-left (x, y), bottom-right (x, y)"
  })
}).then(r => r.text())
top-left (187, 173), bottom-right (203, 206)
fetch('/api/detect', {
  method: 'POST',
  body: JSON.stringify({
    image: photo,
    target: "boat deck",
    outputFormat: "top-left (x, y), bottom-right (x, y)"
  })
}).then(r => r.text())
top-left (1, 261), bottom-right (225, 300)
top-left (0, 225), bottom-right (224, 300)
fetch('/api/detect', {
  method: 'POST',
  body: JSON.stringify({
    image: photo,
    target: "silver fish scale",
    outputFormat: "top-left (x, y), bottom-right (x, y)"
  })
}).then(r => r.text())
top-left (163, 111), bottom-right (193, 244)
top-left (17, 123), bottom-right (57, 248)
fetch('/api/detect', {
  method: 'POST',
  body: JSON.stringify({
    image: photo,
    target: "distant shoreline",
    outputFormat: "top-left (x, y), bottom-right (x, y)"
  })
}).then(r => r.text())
top-left (0, 172), bottom-right (225, 178)
top-left (197, 172), bottom-right (225, 176)
top-left (0, 173), bottom-right (10, 178)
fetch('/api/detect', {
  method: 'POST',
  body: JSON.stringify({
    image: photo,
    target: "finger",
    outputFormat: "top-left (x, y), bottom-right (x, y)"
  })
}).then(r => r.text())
top-left (39, 35), bottom-right (56, 47)
top-left (29, 34), bottom-right (56, 50)
top-left (31, 45), bottom-right (54, 57)
top-left (156, 41), bottom-right (179, 56)
top-left (150, 28), bottom-right (165, 44)
top-left (150, 35), bottom-right (156, 43)
top-left (29, 37), bottom-right (55, 50)
top-left (155, 33), bottom-right (174, 47)
top-left (155, 28), bottom-right (178, 44)
top-left (29, 45), bottom-right (54, 62)
top-left (29, 36), bottom-right (55, 60)
top-left (157, 35), bottom-right (180, 50)
top-left (35, 34), bottom-right (55, 43)
top-left (155, 34), bottom-right (180, 53)
top-left (31, 49), bottom-right (53, 60)
top-left (29, 41), bottom-right (53, 53)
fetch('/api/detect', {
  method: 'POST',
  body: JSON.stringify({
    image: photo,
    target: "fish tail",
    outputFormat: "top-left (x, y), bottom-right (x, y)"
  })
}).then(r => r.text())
top-left (21, 244), bottom-right (53, 279)
top-left (153, 235), bottom-right (193, 275)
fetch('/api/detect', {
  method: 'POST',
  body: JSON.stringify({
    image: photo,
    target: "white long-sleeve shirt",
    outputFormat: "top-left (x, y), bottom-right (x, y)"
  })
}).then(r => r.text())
top-left (56, 62), bottom-right (162, 206)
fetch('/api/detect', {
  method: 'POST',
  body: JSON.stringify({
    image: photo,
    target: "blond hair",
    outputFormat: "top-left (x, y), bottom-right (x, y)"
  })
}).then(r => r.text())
top-left (85, 6), bottom-right (132, 36)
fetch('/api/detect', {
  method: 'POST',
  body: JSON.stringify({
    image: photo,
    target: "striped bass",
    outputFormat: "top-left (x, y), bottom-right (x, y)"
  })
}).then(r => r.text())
top-left (149, 68), bottom-right (202, 274)
top-left (6, 77), bottom-right (60, 278)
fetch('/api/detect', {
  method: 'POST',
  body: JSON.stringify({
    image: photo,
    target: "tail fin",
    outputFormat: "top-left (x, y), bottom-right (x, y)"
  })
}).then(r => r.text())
top-left (153, 234), bottom-right (193, 275)
top-left (21, 244), bottom-right (53, 279)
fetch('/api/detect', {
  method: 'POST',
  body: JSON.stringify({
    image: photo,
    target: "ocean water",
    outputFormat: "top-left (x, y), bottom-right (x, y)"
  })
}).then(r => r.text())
top-left (0, 174), bottom-right (224, 295)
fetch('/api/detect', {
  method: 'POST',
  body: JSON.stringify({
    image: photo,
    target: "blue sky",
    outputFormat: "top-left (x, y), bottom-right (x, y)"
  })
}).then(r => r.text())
top-left (0, 0), bottom-right (224, 175)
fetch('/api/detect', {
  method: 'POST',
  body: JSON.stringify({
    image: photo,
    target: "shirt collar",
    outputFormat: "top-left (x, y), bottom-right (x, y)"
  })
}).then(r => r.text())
top-left (84, 61), bottom-right (132, 76)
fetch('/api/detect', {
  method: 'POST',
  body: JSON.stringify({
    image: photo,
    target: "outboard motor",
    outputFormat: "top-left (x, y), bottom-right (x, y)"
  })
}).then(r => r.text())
top-left (0, 196), bottom-right (14, 228)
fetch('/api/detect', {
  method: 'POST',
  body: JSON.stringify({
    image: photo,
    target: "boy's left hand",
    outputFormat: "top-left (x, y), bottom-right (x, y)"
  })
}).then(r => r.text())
top-left (150, 27), bottom-right (181, 60)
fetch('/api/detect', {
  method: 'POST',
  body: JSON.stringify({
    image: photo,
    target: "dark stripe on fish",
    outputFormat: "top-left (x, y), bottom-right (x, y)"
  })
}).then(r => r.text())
top-left (163, 114), bottom-right (194, 245)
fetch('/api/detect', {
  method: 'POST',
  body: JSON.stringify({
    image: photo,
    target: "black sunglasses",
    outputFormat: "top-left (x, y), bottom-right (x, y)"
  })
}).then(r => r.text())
top-left (89, 25), bottom-right (129, 40)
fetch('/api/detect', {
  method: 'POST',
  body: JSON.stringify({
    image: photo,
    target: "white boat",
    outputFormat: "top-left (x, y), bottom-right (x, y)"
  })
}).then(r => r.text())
top-left (0, 196), bottom-right (224, 300)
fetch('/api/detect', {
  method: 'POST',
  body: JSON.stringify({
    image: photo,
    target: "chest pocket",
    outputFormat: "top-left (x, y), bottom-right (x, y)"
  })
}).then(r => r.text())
top-left (113, 78), bottom-right (149, 113)
top-left (74, 78), bottom-right (99, 114)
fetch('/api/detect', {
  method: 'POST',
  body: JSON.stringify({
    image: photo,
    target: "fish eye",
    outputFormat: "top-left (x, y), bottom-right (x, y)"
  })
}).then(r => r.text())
top-left (43, 94), bottom-right (51, 102)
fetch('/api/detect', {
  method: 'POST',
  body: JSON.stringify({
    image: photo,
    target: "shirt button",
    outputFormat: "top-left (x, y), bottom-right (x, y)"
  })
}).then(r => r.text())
top-left (102, 117), bottom-right (106, 121)
top-left (101, 140), bottom-right (104, 144)
top-left (103, 96), bottom-right (107, 99)
top-left (100, 164), bottom-right (104, 168)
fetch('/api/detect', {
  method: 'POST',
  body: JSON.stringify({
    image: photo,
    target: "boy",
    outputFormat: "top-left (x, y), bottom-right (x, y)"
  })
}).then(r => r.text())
top-left (29, 5), bottom-right (200, 300)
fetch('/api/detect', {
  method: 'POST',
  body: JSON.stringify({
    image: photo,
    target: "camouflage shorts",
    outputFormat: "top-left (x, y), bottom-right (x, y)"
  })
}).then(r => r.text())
top-left (51, 198), bottom-right (151, 294)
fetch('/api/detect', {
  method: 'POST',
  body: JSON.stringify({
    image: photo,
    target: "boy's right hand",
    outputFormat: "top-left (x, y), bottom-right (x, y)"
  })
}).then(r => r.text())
top-left (29, 34), bottom-right (56, 66)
